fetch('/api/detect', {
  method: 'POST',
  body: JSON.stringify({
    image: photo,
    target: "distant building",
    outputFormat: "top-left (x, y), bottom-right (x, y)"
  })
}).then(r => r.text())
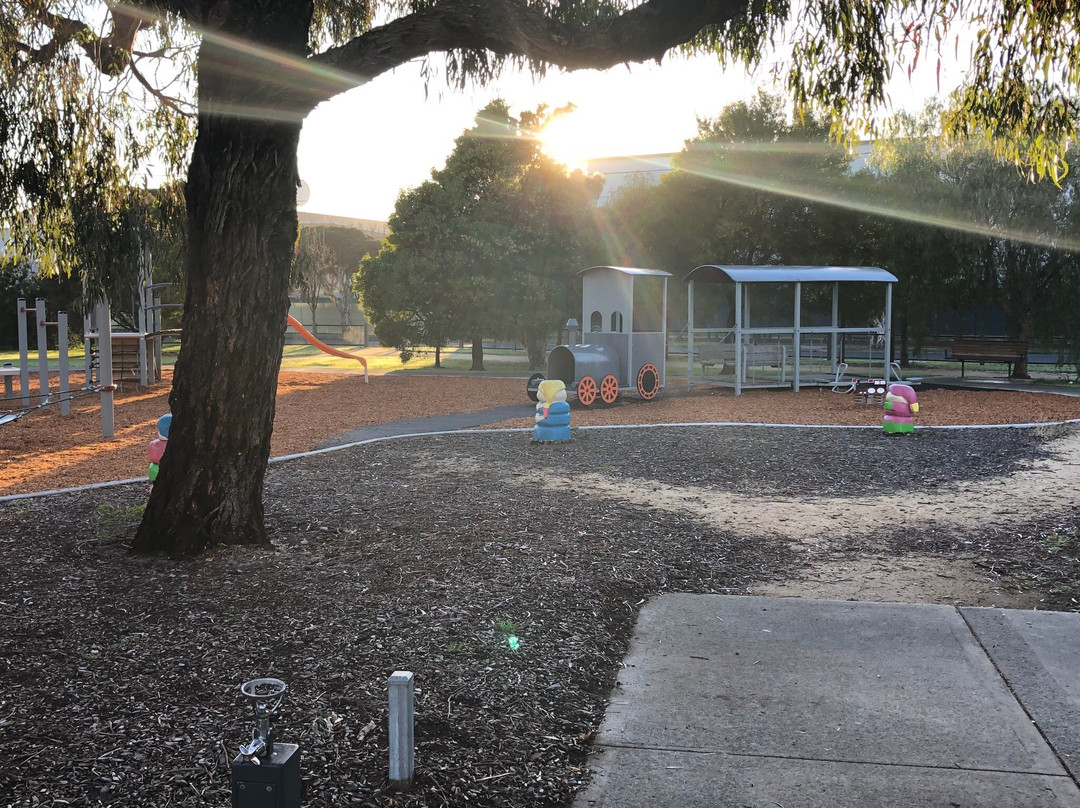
top-left (847, 140), bottom-right (874, 173)
top-left (298, 211), bottom-right (388, 239)
top-left (586, 140), bottom-right (875, 206)
top-left (585, 154), bottom-right (674, 205)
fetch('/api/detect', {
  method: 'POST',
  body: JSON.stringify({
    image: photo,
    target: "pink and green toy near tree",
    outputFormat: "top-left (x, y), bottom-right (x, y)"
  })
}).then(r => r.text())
top-left (883, 384), bottom-right (919, 434)
top-left (148, 413), bottom-right (171, 482)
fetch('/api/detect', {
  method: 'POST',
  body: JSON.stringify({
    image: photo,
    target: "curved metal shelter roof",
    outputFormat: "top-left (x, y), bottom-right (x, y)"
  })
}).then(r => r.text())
top-left (686, 265), bottom-right (897, 284)
top-left (579, 265), bottom-right (673, 278)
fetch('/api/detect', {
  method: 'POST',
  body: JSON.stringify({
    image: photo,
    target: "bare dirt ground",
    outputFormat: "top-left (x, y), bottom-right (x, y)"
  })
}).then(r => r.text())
top-left (3, 369), bottom-right (1080, 807)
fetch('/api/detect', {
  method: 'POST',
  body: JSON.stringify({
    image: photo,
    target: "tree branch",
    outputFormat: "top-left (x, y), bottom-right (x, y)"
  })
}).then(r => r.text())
top-left (129, 58), bottom-right (196, 117)
top-left (308, 0), bottom-right (748, 108)
top-left (17, 0), bottom-right (146, 76)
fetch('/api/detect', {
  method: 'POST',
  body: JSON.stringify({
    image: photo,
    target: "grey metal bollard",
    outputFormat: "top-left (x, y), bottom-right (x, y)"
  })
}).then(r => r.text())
top-left (388, 671), bottom-right (414, 789)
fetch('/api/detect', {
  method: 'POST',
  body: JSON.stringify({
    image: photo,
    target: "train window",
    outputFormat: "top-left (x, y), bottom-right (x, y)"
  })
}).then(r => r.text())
top-left (590, 311), bottom-right (603, 332)
top-left (610, 312), bottom-right (624, 332)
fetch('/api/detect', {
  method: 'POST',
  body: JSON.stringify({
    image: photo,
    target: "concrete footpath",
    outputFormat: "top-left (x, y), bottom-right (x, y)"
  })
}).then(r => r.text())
top-left (313, 403), bottom-right (535, 448)
top-left (574, 595), bottom-right (1080, 808)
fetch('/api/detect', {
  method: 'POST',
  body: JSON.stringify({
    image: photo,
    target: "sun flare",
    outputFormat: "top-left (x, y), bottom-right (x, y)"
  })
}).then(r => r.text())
top-left (537, 111), bottom-right (601, 173)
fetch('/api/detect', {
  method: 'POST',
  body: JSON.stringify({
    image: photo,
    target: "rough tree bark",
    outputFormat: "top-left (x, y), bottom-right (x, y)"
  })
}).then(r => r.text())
top-left (132, 0), bottom-right (313, 555)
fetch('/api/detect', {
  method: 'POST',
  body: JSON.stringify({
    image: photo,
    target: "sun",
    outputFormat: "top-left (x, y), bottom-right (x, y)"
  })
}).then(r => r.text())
top-left (537, 111), bottom-right (599, 173)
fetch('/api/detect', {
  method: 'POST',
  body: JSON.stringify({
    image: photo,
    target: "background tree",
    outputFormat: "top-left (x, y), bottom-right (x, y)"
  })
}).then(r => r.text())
top-left (317, 226), bottom-right (381, 335)
top-left (358, 197), bottom-right (458, 367)
top-left (4, 0), bottom-right (1078, 556)
top-left (858, 108), bottom-right (962, 365)
top-left (293, 228), bottom-right (335, 334)
top-left (360, 101), bottom-right (599, 371)
top-left (943, 143), bottom-right (1080, 377)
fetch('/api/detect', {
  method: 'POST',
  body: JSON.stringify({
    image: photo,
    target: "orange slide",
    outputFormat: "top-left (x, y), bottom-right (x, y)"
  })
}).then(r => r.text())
top-left (286, 316), bottom-right (369, 383)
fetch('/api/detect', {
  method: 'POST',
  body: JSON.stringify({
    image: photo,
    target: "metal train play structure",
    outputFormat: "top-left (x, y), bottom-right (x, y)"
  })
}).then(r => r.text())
top-left (527, 266), bottom-right (670, 406)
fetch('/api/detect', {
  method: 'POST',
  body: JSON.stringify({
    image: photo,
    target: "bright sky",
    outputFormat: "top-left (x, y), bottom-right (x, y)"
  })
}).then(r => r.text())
top-left (296, 50), bottom-right (958, 223)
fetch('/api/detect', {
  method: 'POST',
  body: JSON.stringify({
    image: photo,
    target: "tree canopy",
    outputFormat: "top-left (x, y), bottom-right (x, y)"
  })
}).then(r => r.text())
top-left (4, 0), bottom-right (1079, 555)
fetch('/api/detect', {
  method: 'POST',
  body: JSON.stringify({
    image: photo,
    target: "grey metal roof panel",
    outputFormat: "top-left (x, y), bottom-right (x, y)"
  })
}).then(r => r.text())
top-left (686, 265), bottom-right (898, 283)
top-left (578, 265), bottom-right (674, 277)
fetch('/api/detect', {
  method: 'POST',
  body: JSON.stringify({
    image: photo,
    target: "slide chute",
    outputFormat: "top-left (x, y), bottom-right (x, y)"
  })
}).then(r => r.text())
top-left (286, 316), bottom-right (369, 383)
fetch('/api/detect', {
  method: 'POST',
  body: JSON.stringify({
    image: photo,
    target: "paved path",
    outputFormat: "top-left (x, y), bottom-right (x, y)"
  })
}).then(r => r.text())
top-left (574, 595), bottom-right (1080, 808)
top-left (313, 403), bottom-right (535, 449)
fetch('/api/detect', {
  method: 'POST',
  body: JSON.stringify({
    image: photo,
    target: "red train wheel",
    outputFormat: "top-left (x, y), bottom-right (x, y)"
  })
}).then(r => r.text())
top-left (577, 375), bottom-right (598, 407)
top-left (636, 363), bottom-right (660, 400)
top-left (599, 374), bottom-right (619, 405)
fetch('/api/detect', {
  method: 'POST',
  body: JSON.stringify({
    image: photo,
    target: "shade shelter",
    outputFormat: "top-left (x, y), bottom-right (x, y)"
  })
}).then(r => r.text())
top-left (685, 265), bottom-right (898, 395)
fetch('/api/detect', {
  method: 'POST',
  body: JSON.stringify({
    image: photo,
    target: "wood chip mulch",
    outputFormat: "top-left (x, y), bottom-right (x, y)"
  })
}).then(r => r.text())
top-left (2, 424), bottom-right (1079, 807)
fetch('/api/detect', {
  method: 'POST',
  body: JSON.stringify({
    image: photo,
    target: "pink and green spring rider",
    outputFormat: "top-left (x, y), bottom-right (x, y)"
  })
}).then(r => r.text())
top-left (882, 384), bottom-right (919, 434)
top-left (148, 413), bottom-right (171, 482)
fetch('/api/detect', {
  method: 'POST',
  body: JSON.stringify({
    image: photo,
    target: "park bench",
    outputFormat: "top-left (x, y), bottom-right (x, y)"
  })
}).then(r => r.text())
top-left (698, 342), bottom-right (731, 374)
top-left (950, 339), bottom-right (1028, 377)
top-left (697, 342), bottom-right (786, 375)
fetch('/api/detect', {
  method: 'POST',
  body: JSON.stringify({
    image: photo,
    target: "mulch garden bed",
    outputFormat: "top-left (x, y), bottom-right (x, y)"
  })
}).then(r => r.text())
top-left (2, 425), bottom-right (1078, 806)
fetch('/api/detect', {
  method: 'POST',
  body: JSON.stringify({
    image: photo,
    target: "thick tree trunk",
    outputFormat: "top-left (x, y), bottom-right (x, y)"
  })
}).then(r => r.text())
top-left (470, 332), bottom-right (485, 371)
top-left (133, 2), bottom-right (312, 556)
top-left (434, 345), bottom-right (441, 368)
top-left (525, 338), bottom-right (545, 370)
top-left (1013, 323), bottom-right (1031, 379)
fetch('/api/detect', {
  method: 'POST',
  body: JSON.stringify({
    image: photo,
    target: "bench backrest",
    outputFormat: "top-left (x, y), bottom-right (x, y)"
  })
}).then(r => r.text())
top-left (951, 340), bottom-right (1027, 359)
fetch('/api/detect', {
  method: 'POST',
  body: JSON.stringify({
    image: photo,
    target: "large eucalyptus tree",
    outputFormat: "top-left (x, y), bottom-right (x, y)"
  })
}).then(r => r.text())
top-left (3, 0), bottom-right (1077, 555)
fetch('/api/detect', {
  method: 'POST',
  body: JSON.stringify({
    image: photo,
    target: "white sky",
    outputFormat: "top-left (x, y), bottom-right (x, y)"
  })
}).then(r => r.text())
top-left (296, 49), bottom-right (961, 222)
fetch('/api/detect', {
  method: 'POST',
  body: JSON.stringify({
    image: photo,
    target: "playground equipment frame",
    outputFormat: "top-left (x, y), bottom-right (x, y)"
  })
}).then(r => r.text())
top-left (3, 297), bottom-right (116, 435)
top-left (686, 265), bottom-right (898, 395)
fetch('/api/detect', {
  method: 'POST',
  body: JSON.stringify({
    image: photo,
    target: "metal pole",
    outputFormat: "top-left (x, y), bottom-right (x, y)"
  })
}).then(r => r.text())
top-left (95, 300), bottom-right (115, 438)
top-left (734, 283), bottom-right (743, 396)
top-left (660, 275), bottom-right (668, 388)
top-left (831, 281), bottom-right (839, 374)
top-left (58, 312), bottom-right (70, 416)
top-left (686, 279), bottom-right (694, 385)
top-left (153, 294), bottom-right (163, 379)
top-left (144, 283), bottom-right (159, 382)
top-left (84, 312), bottom-right (93, 388)
top-left (388, 671), bottom-right (414, 789)
top-left (137, 292), bottom-right (148, 388)
top-left (884, 282), bottom-right (894, 382)
top-left (17, 298), bottom-right (30, 405)
top-left (793, 282), bottom-right (802, 392)
top-left (36, 299), bottom-right (49, 407)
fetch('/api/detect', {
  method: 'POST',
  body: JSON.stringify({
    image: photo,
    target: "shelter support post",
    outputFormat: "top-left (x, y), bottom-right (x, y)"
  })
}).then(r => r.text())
top-left (793, 282), bottom-right (802, 392)
top-left (734, 282), bottom-right (743, 396)
top-left (831, 282), bottom-right (839, 374)
top-left (884, 283), bottom-right (893, 381)
top-left (687, 280), bottom-right (694, 383)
